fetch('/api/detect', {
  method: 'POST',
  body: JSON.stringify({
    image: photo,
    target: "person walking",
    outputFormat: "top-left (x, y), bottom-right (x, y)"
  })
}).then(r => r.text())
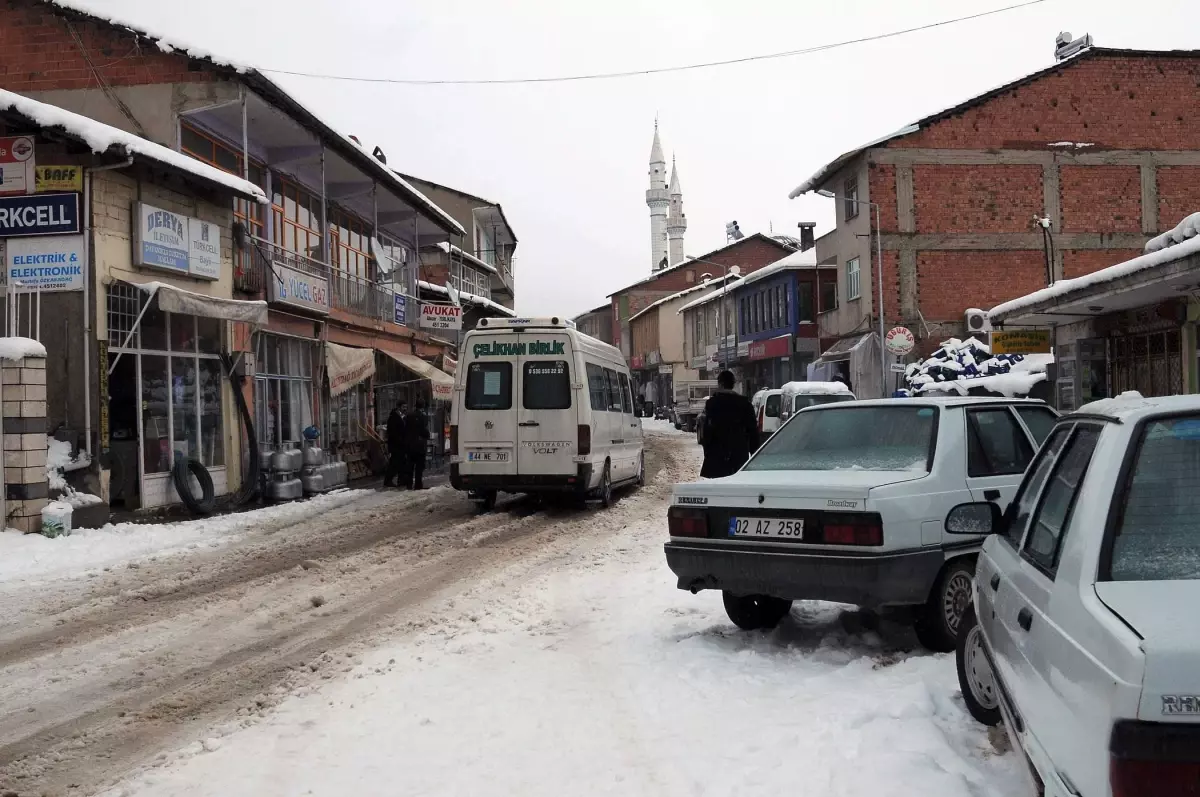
top-left (384, 401), bottom-right (408, 488)
top-left (405, 400), bottom-right (431, 490)
top-left (699, 370), bottom-right (759, 479)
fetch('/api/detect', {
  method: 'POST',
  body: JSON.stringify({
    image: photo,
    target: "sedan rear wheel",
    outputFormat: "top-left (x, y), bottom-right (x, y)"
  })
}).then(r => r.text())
top-left (915, 558), bottom-right (975, 652)
top-left (722, 592), bottom-right (793, 631)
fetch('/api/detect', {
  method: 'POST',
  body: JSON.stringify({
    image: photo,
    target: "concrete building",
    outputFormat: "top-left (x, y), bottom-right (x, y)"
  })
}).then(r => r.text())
top-left (789, 44), bottom-right (1200, 392)
top-left (0, 0), bottom-right (464, 489)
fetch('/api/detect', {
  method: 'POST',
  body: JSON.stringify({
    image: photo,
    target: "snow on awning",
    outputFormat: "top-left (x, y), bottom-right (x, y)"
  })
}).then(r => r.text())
top-left (813, 333), bottom-right (871, 363)
top-left (326, 342), bottom-right (375, 397)
top-left (381, 350), bottom-right (455, 400)
top-left (135, 281), bottom-right (267, 325)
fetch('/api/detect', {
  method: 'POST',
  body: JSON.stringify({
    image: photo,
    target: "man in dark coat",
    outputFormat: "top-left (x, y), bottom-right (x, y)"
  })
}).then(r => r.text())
top-left (384, 401), bottom-right (408, 488)
top-left (405, 400), bottom-right (431, 490)
top-left (700, 370), bottom-right (759, 479)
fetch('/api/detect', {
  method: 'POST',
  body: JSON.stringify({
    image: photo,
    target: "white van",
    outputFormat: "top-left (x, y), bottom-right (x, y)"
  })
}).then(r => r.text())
top-left (450, 317), bottom-right (645, 510)
top-left (778, 380), bottom-right (856, 422)
top-left (751, 388), bottom-right (784, 442)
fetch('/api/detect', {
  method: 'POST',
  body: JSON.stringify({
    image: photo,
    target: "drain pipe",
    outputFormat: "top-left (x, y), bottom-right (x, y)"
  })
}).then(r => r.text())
top-left (82, 156), bottom-right (134, 458)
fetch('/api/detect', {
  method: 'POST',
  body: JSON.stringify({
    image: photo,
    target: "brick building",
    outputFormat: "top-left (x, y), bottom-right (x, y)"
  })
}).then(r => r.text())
top-left (608, 233), bottom-right (795, 358)
top-left (790, 46), bottom-right (1200, 393)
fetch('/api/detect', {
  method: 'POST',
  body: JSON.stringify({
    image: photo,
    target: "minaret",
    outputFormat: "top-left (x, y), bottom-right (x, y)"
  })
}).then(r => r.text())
top-left (645, 121), bottom-right (669, 272)
top-left (666, 155), bottom-right (687, 266)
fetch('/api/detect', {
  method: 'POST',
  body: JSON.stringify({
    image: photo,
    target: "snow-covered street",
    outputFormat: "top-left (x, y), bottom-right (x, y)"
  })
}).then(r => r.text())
top-left (0, 427), bottom-right (1028, 797)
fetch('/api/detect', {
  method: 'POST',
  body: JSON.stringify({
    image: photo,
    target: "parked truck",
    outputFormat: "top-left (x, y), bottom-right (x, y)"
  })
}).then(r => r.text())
top-left (673, 380), bottom-right (718, 433)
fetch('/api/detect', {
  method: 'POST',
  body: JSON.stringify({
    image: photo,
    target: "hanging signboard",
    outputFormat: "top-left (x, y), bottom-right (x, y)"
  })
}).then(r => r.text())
top-left (991, 329), bottom-right (1052, 355)
top-left (269, 261), bottom-right (330, 315)
top-left (419, 302), bottom-right (462, 331)
top-left (885, 326), bottom-right (915, 356)
top-left (6, 234), bottom-right (85, 291)
top-left (0, 192), bottom-right (79, 237)
top-left (0, 136), bottom-right (35, 196)
top-left (393, 293), bottom-right (407, 326)
top-left (187, 218), bottom-right (221, 280)
top-left (34, 165), bottom-right (81, 193)
top-left (133, 202), bottom-right (189, 273)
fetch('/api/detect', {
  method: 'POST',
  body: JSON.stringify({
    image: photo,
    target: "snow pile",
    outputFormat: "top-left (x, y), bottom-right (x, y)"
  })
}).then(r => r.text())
top-left (0, 88), bottom-right (266, 202)
top-left (1145, 211), bottom-right (1200, 253)
top-left (904, 337), bottom-right (1053, 398)
top-left (0, 488), bottom-right (375, 585)
top-left (0, 337), bottom-right (46, 360)
top-left (44, 438), bottom-right (101, 507)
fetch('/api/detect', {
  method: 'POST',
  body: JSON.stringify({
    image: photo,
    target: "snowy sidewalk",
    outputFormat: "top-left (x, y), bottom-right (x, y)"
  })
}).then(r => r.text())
top-left (99, 437), bottom-right (1030, 797)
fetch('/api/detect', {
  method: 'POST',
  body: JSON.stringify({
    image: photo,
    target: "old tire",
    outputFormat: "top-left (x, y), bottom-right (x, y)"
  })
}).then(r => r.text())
top-left (598, 462), bottom-right (613, 508)
top-left (915, 558), bottom-right (975, 652)
top-left (722, 592), bottom-right (793, 631)
top-left (173, 457), bottom-right (214, 516)
top-left (956, 604), bottom-right (1002, 726)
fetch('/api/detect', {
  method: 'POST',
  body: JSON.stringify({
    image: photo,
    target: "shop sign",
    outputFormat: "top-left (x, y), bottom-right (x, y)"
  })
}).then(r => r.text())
top-left (269, 261), bottom-right (331, 315)
top-left (737, 341), bottom-right (750, 358)
top-left (689, 355), bottom-right (707, 369)
top-left (0, 192), bottom-right (79, 237)
top-left (885, 326), bottom-right (915, 355)
top-left (0, 136), bottom-right (35, 196)
top-left (748, 335), bottom-right (792, 361)
top-left (393, 293), bottom-right (407, 326)
top-left (134, 202), bottom-right (189, 272)
top-left (443, 354), bottom-right (457, 375)
top-left (6, 234), bottom-right (85, 291)
top-left (991, 329), bottom-right (1052, 355)
top-left (187, 218), bottom-right (220, 280)
top-left (34, 165), bottom-right (81, 193)
top-left (419, 302), bottom-right (462, 331)
top-left (630, 355), bottom-right (644, 369)
top-left (658, 364), bottom-right (672, 375)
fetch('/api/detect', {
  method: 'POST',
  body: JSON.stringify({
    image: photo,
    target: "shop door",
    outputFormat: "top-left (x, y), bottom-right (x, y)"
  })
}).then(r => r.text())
top-left (1110, 330), bottom-right (1182, 397)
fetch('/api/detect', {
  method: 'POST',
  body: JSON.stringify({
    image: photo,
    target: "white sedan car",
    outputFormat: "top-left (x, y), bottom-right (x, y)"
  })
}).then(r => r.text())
top-left (951, 393), bottom-right (1200, 797)
top-left (665, 396), bottom-right (1057, 650)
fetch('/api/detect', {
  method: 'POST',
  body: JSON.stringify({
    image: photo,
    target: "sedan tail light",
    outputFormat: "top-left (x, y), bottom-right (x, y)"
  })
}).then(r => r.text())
top-left (668, 506), bottom-right (708, 538)
top-left (449, 424), bottom-right (458, 456)
top-left (577, 424), bottom-right (591, 456)
top-left (1111, 720), bottom-right (1200, 797)
top-left (821, 513), bottom-right (883, 546)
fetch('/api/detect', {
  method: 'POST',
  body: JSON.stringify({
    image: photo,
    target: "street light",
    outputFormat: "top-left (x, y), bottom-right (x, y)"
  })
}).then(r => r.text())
top-left (815, 188), bottom-right (886, 394)
top-left (685, 255), bottom-right (742, 370)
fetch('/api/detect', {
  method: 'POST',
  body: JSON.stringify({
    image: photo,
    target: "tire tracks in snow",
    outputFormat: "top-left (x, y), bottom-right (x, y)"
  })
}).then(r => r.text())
top-left (0, 435), bottom-right (689, 797)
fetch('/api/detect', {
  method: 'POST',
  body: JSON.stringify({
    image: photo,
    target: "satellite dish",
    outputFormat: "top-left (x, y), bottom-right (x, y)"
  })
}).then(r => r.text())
top-left (729, 266), bottom-right (742, 277)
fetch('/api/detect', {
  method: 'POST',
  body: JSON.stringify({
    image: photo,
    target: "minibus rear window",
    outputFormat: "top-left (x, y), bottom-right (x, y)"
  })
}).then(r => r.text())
top-left (524, 360), bottom-right (571, 410)
top-left (465, 362), bottom-right (512, 410)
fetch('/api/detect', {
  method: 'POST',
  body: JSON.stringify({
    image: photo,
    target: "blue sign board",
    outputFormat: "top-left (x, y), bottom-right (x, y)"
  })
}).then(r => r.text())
top-left (394, 293), bottom-right (407, 326)
top-left (0, 192), bottom-right (80, 238)
top-left (133, 202), bottom-right (189, 273)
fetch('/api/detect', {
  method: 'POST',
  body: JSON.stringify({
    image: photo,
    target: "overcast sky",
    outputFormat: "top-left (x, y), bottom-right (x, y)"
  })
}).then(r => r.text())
top-left (78, 0), bottom-right (1195, 316)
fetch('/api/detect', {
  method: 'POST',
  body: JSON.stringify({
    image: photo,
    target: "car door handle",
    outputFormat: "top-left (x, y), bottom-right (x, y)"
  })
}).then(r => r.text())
top-left (983, 489), bottom-right (1001, 501)
top-left (1017, 607), bottom-right (1033, 632)
top-left (518, 421), bottom-right (540, 427)
top-left (990, 573), bottom-right (1001, 591)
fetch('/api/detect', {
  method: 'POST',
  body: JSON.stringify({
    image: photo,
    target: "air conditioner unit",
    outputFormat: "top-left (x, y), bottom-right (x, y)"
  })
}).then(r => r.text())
top-left (964, 308), bottom-right (992, 336)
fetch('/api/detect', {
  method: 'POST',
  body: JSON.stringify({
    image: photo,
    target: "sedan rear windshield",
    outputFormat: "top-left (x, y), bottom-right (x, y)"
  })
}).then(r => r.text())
top-left (745, 405), bottom-right (938, 472)
top-left (1108, 415), bottom-right (1200, 581)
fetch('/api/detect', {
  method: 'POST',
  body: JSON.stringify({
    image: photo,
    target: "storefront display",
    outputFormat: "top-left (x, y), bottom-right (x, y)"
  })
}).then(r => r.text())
top-left (254, 334), bottom-right (317, 448)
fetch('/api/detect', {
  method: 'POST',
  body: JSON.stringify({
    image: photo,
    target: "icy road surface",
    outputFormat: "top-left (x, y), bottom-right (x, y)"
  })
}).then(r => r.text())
top-left (0, 423), bottom-right (1029, 796)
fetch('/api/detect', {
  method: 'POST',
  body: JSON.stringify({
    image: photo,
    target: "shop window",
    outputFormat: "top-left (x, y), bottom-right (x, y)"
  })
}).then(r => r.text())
top-left (141, 355), bottom-right (170, 474)
top-left (255, 334), bottom-right (316, 448)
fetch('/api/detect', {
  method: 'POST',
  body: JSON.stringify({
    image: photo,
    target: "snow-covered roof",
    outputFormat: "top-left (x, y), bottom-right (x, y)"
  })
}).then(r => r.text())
top-left (433, 242), bottom-right (498, 275)
top-left (0, 88), bottom-right (266, 202)
top-left (631, 276), bottom-right (739, 322)
top-left (988, 234), bottom-right (1200, 323)
top-left (417, 280), bottom-right (514, 316)
top-left (729, 248), bottom-right (822, 291)
top-left (780, 380), bottom-right (853, 397)
top-left (39, 1), bottom-right (462, 233)
top-left (789, 48), bottom-right (1119, 198)
top-left (607, 233), bottom-right (791, 297)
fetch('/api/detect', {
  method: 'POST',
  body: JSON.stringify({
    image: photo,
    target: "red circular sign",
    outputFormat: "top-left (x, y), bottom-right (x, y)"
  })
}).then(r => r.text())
top-left (885, 326), bottom-right (915, 355)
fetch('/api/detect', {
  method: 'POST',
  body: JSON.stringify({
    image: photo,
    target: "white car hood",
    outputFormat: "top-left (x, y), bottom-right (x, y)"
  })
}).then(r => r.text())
top-left (678, 468), bottom-right (927, 502)
top-left (1096, 580), bottom-right (1200, 723)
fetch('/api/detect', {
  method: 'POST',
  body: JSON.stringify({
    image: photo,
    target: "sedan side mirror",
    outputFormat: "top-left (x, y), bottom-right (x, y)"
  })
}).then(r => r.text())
top-left (945, 502), bottom-right (1003, 535)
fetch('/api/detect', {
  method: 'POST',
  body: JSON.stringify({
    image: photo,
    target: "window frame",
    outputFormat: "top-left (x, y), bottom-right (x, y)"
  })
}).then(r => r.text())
top-left (464, 361), bottom-right (514, 411)
top-left (965, 406), bottom-right (1035, 478)
top-left (819, 275), bottom-right (838, 314)
top-left (997, 422), bottom-right (1074, 550)
top-left (603, 367), bottom-right (623, 412)
top-left (845, 257), bottom-right (861, 301)
top-left (843, 175), bottom-right (860, 221)
top-left (586, 362), bottom-right (609, 411)
top-left (1019, 423), bottom-right (1102, 578)
top-left (522, 360), bottom-right (572, 411)
top-left (618, 373), bottom-right (635, 414)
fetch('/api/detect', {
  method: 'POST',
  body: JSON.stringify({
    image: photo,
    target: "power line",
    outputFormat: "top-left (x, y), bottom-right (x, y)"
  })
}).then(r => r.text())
top-left (258, 0), bottom-right (1048, 86)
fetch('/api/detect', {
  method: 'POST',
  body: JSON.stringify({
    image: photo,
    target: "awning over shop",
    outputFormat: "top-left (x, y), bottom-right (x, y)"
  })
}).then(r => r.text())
top-left (813, 332), bottom-right (870, 363)
top-left (808, 332), bottom-right (883, 399)
top-left (135, 281), bottom-right (268, 325)
top-left (380, 350), bottom-right (455, 400)
top-left (326, 341), bottom-right (376, 396)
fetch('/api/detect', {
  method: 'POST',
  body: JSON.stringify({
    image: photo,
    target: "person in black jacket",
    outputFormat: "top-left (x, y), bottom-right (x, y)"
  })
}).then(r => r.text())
top-left (700, 370), bottom-right (759, 479)
top-left (384, 401), bottom-right (408, 488)
top-left (405, 400), bottom-right (431, 489)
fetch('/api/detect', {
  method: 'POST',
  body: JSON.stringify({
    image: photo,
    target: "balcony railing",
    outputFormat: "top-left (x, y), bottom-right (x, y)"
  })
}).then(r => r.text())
top-left (238, 236), bottom-right (403, 324)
